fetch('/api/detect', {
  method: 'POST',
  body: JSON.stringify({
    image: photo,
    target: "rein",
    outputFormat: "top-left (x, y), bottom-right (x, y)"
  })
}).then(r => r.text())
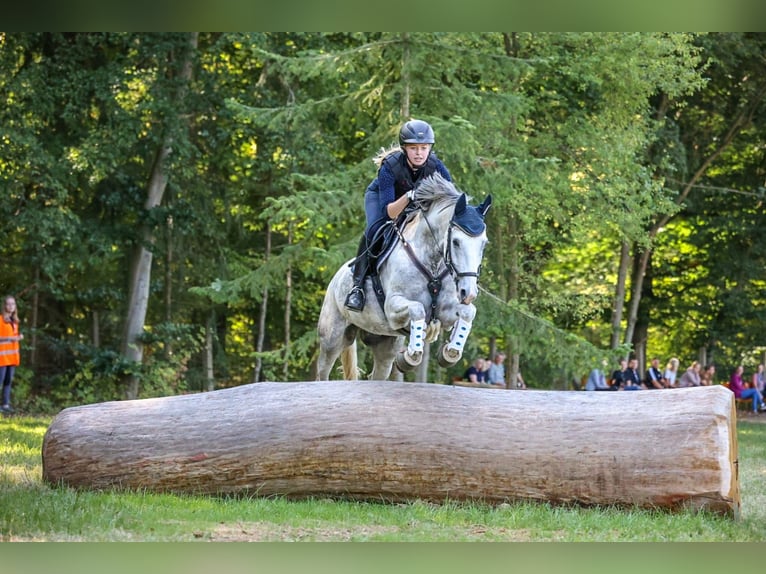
top-left (400, 239), bottom-right (450, 323)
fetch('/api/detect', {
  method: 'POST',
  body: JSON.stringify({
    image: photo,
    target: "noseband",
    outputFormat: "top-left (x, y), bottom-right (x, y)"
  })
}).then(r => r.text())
top-left (444, 223), bottom-right (483, 282)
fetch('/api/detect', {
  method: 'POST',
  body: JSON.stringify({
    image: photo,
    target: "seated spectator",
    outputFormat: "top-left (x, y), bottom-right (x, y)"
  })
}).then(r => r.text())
top-left (482, 357), bottom-right (492, 381)
top-left (664, 357), bottom-right (680, 388)
top-left (610, 358), bottom-right (628, 390)
top-left (677, 361), bottom-right (701, 387)
top-left (644, 357), bottom-right (668, 389)
top-left (463, 358), bottom-right (487, 384)
top-left (585, 366), bottom-right (614, 391)
top-left (752, 364), bottom-right (765, 394)
top-left (622, 358), bottom-right (644, 390)
top-left (729, 365), bottom-right (766, 413)
top-left (486, 353), bottom-right (506, 387)
top-left (700, 364), bottom-right (716, 386)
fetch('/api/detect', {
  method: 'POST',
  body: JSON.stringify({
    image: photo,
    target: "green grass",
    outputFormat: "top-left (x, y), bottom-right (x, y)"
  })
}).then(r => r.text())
top-left (2, 415), bottom-right (766, 541)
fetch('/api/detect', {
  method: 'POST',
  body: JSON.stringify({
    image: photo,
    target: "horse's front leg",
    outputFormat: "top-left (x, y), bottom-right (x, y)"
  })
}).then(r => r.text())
top-left (385, 294), bottom-right (427, 371)
top-left (437, 303), bottom-right (477, 367)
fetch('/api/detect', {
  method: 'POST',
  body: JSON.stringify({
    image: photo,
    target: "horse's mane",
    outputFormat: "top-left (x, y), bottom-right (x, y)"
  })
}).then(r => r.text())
top-left (412, 173), bottom-right (462, 213)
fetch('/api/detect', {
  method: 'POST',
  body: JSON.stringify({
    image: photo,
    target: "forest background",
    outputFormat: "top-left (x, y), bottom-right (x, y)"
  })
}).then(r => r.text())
top-left (1, 32), bottom-right (765, 410)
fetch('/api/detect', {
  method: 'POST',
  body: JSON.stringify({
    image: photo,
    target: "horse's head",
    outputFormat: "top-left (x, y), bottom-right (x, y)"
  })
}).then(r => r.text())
top-left (446, 193), bottom-right (492, 304)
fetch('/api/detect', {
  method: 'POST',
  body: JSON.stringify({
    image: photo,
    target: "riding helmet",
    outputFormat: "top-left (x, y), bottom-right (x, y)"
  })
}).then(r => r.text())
top-left (399, 119), bottom-right (435, 146)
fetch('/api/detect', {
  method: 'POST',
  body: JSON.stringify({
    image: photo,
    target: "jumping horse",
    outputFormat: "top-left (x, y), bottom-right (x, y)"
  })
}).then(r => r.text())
top-left (316, 173), bottom-right (492, 381)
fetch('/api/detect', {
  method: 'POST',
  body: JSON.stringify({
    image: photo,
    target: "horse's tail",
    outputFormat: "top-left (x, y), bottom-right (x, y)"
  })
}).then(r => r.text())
top-left (341, 340), bottom-right (358, 380)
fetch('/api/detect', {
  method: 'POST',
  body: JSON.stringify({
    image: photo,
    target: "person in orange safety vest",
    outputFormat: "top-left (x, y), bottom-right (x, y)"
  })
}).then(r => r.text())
top-left (0, 295), bottom-right (23, 414)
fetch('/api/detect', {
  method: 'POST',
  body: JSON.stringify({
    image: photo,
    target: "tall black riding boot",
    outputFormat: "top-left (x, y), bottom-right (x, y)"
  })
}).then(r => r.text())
top-left (344, 237), bottom-right (369, 311)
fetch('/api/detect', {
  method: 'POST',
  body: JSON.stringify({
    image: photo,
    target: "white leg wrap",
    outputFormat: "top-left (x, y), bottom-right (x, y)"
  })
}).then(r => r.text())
top-left (407, 318), bottom-right (427, 355)
top-left (445, 317), bottom-right (472, 354)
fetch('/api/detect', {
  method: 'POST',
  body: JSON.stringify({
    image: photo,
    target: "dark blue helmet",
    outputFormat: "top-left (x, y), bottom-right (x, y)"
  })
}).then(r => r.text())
top-left (399, 120), bottom-right (435, 145)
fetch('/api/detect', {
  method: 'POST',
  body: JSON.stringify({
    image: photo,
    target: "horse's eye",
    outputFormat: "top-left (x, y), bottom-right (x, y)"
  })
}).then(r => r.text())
top-left (452, 238), bottom-right (460, 248)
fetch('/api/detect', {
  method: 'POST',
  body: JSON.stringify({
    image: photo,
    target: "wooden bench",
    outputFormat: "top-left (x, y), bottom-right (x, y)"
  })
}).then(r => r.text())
top-left (451, 376), bottom-right (505, 389)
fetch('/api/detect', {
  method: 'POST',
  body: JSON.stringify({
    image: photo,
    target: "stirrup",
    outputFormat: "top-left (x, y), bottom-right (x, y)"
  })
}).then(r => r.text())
top-left (344, 286), bottom-right (365, 311)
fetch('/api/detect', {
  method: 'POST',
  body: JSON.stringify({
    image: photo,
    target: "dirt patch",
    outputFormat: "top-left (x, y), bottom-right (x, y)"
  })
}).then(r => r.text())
top-left (737, 411), bottom-right (766, 423)
top-left (207, 521), bottom-right (400, 542)
top-left (205, 521), bottom-right (543, 542)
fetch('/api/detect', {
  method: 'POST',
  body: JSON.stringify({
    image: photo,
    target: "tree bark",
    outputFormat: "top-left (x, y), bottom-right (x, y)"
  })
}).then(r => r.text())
top-left (42, 382), bottom-right (740, 517)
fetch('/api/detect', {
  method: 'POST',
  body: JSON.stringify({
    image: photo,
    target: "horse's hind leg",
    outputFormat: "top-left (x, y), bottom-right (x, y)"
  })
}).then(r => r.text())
top-left (317, 291), bottom-right (357, 380)
top-left (362, 333), bottom-right (402, 381)
top-left (317, 324), bottom-right (358, 380)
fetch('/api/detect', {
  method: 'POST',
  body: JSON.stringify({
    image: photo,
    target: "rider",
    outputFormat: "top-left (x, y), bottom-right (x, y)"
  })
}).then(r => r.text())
top-left (344, 119), bottom-right (453, 311)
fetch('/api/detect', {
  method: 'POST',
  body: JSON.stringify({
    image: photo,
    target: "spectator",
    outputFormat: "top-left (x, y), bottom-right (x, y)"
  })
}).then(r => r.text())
top-left (585, 366), bottom-right (613, 391)
top-left (752, 364), bottom-right (765, 394)
top-left (482, 358), bottom-right (492, 381)
top-left (487, 353), bottom-right (506, 387)
top-left (463, 357), bottom-right (487, 384)
top-left (700, 364), bottom-right (716, 386)
top-left (645, 357), bottom-right (667, 389)
top-left (677, 361), bottom-right (702, 388)
top-left (622, 358), bottom-right (643, 390)
top-left (728, 365), bottom-right (766, 413)
top-left (610, 358), bottom-right (628, 390)
top-left (664, 357), bottom-right (680, 388)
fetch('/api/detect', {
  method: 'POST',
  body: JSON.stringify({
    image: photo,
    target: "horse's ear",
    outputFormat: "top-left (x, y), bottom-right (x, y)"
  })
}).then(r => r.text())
top-left (478, 194), bottom-right (493, 218)
top-left (455, 193), bottom-right (468, 214)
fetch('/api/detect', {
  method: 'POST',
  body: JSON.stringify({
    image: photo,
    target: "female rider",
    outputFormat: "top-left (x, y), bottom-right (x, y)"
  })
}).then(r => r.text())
top-left (345, 119), bottom-right (453, 311)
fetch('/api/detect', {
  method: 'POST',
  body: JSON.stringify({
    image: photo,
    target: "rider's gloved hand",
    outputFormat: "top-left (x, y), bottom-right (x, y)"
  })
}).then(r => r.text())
top-left (406, 189), bottom-right (416, 201)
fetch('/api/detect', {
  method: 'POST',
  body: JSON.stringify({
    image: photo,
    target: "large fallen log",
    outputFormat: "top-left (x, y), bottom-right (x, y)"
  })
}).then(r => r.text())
top-left (42, 382), bottom-right (740, 516)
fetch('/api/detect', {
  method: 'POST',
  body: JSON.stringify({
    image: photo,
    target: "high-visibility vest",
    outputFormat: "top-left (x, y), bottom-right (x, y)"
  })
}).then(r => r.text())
top-left (0, 319), bottom-right (20, 367)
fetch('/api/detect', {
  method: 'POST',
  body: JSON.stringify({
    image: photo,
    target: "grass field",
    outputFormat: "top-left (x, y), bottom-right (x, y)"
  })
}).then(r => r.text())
top-left (2, 414), bottom-right (765, 541)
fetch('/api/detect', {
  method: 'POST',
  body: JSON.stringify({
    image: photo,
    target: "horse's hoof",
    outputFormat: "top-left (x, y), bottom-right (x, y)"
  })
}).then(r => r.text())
top-left (395, 351), bottom-right (420, 372)
top-left (437, 344), bottom-right (461, 368)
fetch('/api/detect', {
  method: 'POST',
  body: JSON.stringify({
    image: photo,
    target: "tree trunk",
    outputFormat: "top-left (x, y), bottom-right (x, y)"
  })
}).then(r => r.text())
top-left (205, 311), bottom-right (215, 392)
top-left (400, 32), bottom-right (410, 119)
top-left (610, 240), bottom-right (630, 350)
top-left (120, 33), bottom-right (198, 400)
top-left (29, 266), bottom-right (40, 373)
top-left (282, 224), bottom-right (293, 381)
top-left (253, 222), bottom-right (271, 384)
top-left (42, 383), bottom-right (739, 517)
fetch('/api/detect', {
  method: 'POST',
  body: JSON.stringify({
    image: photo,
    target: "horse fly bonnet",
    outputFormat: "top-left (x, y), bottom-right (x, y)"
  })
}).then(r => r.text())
top-left (452, 194), bottom-right (493, 236)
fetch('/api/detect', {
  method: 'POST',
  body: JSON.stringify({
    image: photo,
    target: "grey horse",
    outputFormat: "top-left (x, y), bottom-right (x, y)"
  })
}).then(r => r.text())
top-left (316, 173), bottom-right (492, 381)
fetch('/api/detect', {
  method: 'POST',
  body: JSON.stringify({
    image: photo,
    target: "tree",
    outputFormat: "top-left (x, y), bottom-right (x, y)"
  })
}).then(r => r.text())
top-left (120, 33), bottom-right (198, 399)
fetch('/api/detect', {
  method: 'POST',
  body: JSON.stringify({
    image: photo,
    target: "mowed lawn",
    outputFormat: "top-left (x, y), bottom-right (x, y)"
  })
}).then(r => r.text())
top-left (2, 414), bottom-right (766, 541)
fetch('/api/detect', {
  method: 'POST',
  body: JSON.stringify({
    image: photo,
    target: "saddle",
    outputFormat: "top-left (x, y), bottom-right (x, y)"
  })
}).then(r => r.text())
top-left (374, 208), bottom-right (419, 273)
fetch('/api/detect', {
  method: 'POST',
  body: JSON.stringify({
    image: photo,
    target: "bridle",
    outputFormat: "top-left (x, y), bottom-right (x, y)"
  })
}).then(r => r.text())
top-left (397, 211), bottom-right (484, 321)
top-left (444, 222), bottom-right (483, 282)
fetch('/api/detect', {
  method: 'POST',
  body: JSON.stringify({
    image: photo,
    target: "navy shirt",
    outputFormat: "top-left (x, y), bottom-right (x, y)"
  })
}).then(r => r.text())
top-left (364, 150), bottom-right (451, 238)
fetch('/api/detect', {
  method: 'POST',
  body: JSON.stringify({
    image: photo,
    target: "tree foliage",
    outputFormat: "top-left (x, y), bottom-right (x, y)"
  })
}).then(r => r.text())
top-left (0, 32), bottom-right (764, 408)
